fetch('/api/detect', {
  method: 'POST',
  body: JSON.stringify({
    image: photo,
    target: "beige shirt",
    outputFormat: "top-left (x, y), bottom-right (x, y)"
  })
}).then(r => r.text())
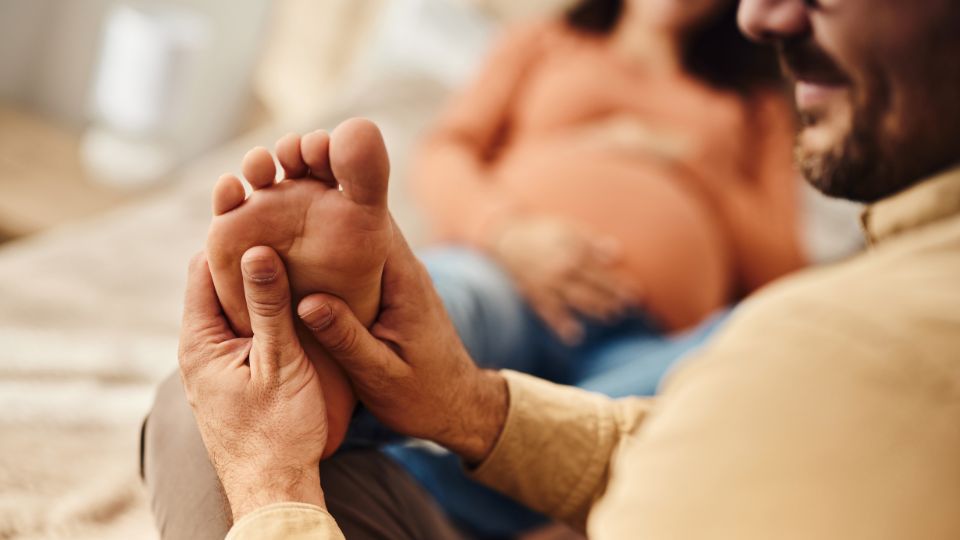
top-left (227, 167), bottom-right (960, 540)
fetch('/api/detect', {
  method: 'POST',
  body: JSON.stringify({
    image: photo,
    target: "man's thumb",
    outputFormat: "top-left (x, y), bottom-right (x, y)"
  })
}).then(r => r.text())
top-left (298, 294), bottom-right (391, 376)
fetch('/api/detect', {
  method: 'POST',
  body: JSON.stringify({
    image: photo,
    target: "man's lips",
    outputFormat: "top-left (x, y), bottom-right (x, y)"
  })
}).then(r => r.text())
top-left (795, 79), bottom-right (848, 110)
top-left (779, 41), bottom-right (851, 110)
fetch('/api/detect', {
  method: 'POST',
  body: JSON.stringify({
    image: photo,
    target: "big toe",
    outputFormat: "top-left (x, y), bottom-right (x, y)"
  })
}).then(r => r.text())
top-left (329, 118), bottom-right (390, 208)
top-left (241, 146), bottom-right (277, 190)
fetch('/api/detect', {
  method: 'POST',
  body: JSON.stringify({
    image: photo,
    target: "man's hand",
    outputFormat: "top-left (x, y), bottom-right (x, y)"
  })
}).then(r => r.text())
top-left (178, 247), bottom-right (328, 521)
top-left (489, 215), bottom-right (638, 344)
top-left (298, 226), bottom-right (509, 464)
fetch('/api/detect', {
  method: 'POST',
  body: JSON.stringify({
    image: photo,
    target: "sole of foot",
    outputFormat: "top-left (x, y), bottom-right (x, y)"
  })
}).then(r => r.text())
top-left (205, 118), bottom-right (393, 457)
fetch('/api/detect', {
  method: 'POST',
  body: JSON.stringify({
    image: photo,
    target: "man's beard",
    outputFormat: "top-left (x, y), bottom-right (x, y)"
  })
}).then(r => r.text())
top-left (783, 35), bottom-right (960, 204)
top-left (795, 93), bottom-right (899, 204)
top-left (782, 41), bottom-right (910, 203)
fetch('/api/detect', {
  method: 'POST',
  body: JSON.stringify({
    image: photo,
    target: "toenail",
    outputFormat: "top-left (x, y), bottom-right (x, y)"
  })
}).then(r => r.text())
top-left (242, 256), bottom-right (278, 281)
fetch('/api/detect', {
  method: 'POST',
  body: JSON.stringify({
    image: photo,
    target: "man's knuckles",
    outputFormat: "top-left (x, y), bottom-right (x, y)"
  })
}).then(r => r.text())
top-left (244, 291), bottom-right (292, 319)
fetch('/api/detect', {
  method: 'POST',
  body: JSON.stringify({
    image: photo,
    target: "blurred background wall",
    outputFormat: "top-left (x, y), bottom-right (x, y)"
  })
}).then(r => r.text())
top-left (0, 0), bottom-right (268, 140)
top-left (0, 0), bottom-right (569, 161)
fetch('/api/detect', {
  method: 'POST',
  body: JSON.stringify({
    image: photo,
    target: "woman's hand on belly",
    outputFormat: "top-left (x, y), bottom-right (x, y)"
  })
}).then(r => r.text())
top-left (488, 215), bottom-right (640, 345)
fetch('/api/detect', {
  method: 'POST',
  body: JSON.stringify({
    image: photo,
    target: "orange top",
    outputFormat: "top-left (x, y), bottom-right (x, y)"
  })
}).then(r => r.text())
top-left (410, 21), bottom-right (806, 331)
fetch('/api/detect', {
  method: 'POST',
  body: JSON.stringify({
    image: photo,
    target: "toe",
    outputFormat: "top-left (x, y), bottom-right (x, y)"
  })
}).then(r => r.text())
top-left (300, 130), bottom-right (337, 187)
top-left (242, 146), bottom-right (277, 190)
top-left (330, 118), bottom-right (390, 208)
top-left (275, 133), bottom-right (308, 179)
top-left (212, 174), bottom-right (247, 215)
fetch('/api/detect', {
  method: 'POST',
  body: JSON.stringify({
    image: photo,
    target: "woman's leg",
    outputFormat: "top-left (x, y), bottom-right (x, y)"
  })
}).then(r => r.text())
top-left (575, 309), bottom-right (732, 398)
top-left (420, 246), bottom-right (541, 372)
top-left (383, 444), bottom-right (548, 538)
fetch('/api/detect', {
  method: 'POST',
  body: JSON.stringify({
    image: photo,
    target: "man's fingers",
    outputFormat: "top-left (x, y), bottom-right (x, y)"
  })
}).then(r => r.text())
top-left (179, 252), bottom-right (234, 374)
top-left (590, 236), bottom-right (621, 264)
top-left (379, 217), bottom-right (424, 305)
top-left (241, 246), bottom-right (300, 375)
top-left (182, 253), bottom-right (229, 333)
top-left (298, 294), bottom-right (401, 383)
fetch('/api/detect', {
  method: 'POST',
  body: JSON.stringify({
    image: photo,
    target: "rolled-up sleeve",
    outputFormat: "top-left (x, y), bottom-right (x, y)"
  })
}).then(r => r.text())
top-left (470, 370), bottom-right (652, 532)
top-left (226, 503), bottom-right (345, 540)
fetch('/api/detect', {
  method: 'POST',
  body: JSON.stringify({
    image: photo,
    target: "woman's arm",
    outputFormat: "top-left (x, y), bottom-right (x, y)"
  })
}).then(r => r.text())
top-left (410, 22), bottom-right (550, 246)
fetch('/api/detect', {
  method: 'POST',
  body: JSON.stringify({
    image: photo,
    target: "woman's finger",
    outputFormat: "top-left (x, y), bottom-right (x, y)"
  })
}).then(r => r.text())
top-left (557, 276), bottom-right (625, 322)
top-left (575, 261), bottom-right (638, 309)
top-left (590, 235), bottom-right (622, 264)
top-left (526, 287), bottom-right (584, 345)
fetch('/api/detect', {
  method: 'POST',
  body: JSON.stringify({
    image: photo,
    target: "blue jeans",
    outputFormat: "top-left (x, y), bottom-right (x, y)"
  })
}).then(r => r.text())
top-left (382, 247), bottom-right (731, 538)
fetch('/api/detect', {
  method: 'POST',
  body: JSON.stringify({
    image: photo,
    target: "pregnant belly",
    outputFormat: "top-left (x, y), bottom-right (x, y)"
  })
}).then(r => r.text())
top-left (494, 146), bottom-right (731, 330)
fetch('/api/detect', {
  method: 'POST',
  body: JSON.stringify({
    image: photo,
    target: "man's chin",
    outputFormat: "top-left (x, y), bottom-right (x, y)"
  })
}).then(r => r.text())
top-left (797, 123), bottom-right (843, 156)
top-left (796, 130), bottom-right (891, 204)
top-left (796, 124), bottom-right (864, 201)
top-left (797, 145), bottom-right (841, 197)
top-left (794, 114), bottom-right (873, 201)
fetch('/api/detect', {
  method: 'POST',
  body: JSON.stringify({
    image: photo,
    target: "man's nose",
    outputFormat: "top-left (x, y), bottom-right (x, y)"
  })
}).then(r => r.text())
top-left (738, 0), bottom-right (811, 42)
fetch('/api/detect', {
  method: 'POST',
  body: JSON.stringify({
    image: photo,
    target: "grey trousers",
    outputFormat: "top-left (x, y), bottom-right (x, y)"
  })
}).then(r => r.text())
top-left (141, 371), bottom-right (464, 540)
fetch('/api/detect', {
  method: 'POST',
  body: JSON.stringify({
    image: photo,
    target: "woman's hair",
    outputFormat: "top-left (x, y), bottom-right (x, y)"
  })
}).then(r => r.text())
top-left (565, 0), bottom-right (782, 95)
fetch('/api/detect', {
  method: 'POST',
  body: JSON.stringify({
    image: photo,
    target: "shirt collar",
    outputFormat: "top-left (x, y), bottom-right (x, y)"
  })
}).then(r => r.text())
top-left (861, 165), bottom-right (960, 246)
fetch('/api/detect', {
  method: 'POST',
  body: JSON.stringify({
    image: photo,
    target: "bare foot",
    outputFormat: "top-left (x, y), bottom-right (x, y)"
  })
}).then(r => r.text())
top-left (205, 118), bottom-right (393, 456)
